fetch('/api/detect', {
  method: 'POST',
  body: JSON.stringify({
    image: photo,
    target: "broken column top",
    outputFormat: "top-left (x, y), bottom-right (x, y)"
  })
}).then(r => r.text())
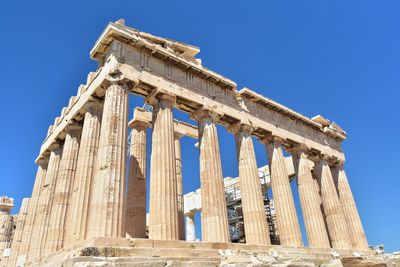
top-left (0, 196), bottom-right (14, 214)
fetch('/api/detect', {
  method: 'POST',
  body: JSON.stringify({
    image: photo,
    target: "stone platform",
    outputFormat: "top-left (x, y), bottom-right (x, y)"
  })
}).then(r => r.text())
top-left (28, 238), bottom-right (391, 267)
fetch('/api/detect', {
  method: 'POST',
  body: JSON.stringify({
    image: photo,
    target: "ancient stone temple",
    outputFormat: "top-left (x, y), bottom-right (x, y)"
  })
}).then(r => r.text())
top-left (4, 19), bottom-right (381, 266)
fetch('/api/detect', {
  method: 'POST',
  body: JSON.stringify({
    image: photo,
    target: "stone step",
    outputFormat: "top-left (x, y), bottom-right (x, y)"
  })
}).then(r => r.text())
top-left (79, 246), bottom-right (222, 259)
top-left (42, 255), bottom-right (221, 267)
top-left (31, 238), bottom-right (377, 267)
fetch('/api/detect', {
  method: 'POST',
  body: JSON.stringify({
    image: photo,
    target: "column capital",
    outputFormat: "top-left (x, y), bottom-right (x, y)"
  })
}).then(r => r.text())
top-left (312, 153), bottom-right (341, 167)
top-left (227, 121), bottom-right (252, 134)
top-left (103, 67), bottom-right (138, 90)
top-left (82, 96), bottom-right (104, 113)
top-left (36, 157), bottom-right (49, 169)
top-left (64, 122), bottom-right (83, 136)
top-left (260, 135), bottom-right (285, 145)
top-left (130, 120), bottom-right (150, 130)
top-left (145, 88), bottom-right (176, 107)
top-left (287, 144), bottom-right (310, 157)
top-left (331, 159), bottom-right (345, 168)
top-left (48, 141), bottom-right (63, 154)
top-left (191, 107), bottom-right (220, 122)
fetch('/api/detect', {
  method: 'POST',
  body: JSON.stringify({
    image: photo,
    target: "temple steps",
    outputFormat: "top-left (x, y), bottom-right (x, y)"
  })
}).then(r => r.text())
top-left (27, 238), bottom-right (374, 267)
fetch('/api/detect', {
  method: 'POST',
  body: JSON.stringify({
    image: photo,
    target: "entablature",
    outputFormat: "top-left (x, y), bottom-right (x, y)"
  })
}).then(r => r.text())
top-left (117, 52), bottom-right (345, 161)
top-left (37, 21), bottom-right (347, 163)
top-left (90, 21), bottom-right (236, 92)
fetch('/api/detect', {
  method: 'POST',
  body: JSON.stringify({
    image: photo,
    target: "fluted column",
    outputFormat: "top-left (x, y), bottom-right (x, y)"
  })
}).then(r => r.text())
top-left (195, 109), bottom-right (230, 243)
top-left (0, 206), bottom-right (14, 264)
top-left (185, 213), bottom-right (196, 241)
top-left (87, 79), bottom-right (129, 238)
top-left (175, 133), bottom-right (185, 240)
top-left (126, 120), bottom-right (148, 238)
top-left (315, 156), bottom-right (351, 249)
top-left (21, 160), bottom-right (48, 263)
top-left (34, 144), bottom-right (63, 259)
top-left (148, 93), bottom-right (179, 240)
top-left (331, 163), bottom-right (368, 250)
top-left (290, 145), bottom-right (330, 248)
top-left (8, 198), bottom-right (30, 267)
top-left (265, 137), bottom-right (303, 247)
top-left (46, 126), bottom-right (81, 254)
top-left (64, 101), bottom-right (103, 246)
top-left (232, 123), bottom-right (270, 245)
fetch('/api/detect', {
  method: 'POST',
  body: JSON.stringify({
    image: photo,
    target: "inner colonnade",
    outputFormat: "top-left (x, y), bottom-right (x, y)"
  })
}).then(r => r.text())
top-left (7, 20), bottom-right (369, 266)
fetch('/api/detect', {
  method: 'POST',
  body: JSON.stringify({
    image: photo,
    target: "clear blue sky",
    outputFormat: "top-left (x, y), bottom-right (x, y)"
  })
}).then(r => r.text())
top-left (1, 1), bottom-right (399, 252)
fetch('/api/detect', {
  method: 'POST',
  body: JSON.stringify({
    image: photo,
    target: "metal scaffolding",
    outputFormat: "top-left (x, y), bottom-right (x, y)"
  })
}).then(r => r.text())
top-left (224, 171), bottom-right (280, 244)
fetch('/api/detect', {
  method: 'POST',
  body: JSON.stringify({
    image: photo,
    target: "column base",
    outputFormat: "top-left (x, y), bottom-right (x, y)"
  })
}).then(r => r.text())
top-left (26, 237), bottom-right (378, 267)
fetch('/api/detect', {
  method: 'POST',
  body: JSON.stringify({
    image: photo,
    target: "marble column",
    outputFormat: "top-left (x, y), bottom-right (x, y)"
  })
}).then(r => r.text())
top-left (21, 160), bottom-right (48, 263)
top-left (265, 137), bottom-right (303, 247)
top-left (0, 200), bottom-right (14, 264)
top-left (148, 93), bottom-right (179, 240)
top-left (175, 133), bottom-right (185, 240)
top-left (233, 124), bottom-right (270, 245)
top-left (185, 213), bottom-right (196, 241)
top-left (331, 163), bottom-right (369, 250)
top-left (46, 126), bottom-right (81, 253)
top-left (87, 80), bottom-right (129, 238)
top-left (0, 216), bottom-right (13, 265)
top-left (34, 144), bottom-right (63, 259)
top-left (315, 156), bottom-right (351, 249)
top-left (126, 120), bottom-right (148, 238)
top-left (64, 101), bottom-right (103, 246)
top-left (290, 145), bottom-right (330, 248)
top-left (196, 109), bottom-right (230, 243)
top-left (8, 198), bottom-right (30, 267)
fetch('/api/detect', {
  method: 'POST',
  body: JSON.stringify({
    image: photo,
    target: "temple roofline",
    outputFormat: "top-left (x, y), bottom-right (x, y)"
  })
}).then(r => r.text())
top-left (90, 20), bottom-right (236, 91)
